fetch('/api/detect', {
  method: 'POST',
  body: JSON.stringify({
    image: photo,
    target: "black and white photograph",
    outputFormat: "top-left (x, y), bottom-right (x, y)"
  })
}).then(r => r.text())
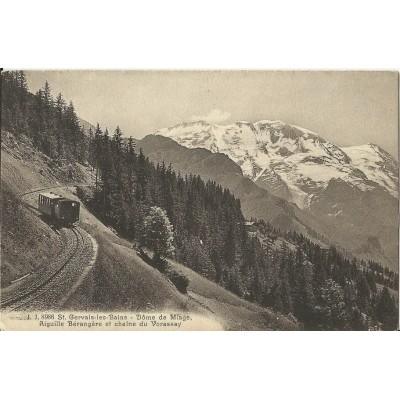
top-left (1, 70), bottom-right (398, 331)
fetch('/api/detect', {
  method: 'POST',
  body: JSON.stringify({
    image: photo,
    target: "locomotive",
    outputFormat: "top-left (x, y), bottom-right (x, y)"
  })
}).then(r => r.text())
top-left (38, 192), bottom-right (80, 225)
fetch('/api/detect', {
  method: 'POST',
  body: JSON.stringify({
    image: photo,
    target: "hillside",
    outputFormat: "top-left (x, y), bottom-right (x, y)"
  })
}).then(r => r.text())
top-left (1, 130), bottom-right (297, 330)
top-left (1, 131), bottom-right (91, 288)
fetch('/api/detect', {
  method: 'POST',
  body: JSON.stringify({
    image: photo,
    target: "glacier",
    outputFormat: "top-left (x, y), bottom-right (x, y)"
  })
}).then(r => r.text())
top-left (154, 120), bottom-right (398, 209)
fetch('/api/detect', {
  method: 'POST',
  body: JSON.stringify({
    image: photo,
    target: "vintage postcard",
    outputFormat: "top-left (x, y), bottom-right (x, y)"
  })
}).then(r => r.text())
top-left (1, 70), bottom-right (398, 330)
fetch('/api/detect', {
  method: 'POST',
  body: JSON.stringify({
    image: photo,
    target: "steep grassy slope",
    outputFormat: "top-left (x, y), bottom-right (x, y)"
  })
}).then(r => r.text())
top-left (68, 221), bottom-right (297, 330)
top-left (1, 183), bottom-right (61, 288)
top-left (1, 131), bottom-right (90, 287)
top-left (169, 259), bottom-right (297, 330)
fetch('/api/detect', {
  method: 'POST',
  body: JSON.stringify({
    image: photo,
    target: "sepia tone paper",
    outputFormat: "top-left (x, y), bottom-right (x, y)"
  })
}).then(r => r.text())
top-left (1, 70), bottom-right (398, 331)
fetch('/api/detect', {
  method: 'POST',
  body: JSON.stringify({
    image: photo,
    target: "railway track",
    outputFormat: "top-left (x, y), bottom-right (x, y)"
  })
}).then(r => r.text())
top-left (1, 186), bottom-right (97, 311)
top-left (1, 227), bottom-right (96, 311)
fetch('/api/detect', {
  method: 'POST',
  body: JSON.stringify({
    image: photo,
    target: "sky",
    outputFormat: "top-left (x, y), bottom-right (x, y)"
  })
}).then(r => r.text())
top-left (25, 70), bottom-right (399, 158)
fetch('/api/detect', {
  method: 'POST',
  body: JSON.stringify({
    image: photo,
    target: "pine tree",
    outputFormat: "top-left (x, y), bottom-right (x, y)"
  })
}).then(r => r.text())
top-left (315, 279), bottom-right (349, 330)
top-left (54, 93), bottom-right (67, 156)
top-left (93, 123), bottom-right (103, 192)
top-left (291, 247), bottom-right (315, 326)
top-left (376, 287), bottom-right (398, 330)
top-left (356, 274), bottom-right (371, 311)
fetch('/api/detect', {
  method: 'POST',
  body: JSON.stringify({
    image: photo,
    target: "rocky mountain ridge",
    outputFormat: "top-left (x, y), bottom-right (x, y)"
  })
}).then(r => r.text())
top-left (154, 120), bottom-right (398, 209)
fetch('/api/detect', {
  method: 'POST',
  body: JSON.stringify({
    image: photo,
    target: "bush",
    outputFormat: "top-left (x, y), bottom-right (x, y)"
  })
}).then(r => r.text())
top-left (76, 185), bottom-right (94, 203)
top-left (166, 269), bottom-right (190, 294)
top-left (154, 257), bottom-right (169, 273)
top-left (136, 247), bottom-right (189, 294)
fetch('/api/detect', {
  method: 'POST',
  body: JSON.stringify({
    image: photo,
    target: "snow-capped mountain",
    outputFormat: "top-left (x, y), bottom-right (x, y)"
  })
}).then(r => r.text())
top-left (154, 120), bottom-right (398, 209)
top-left (342, 143), bottom-right (398, 198)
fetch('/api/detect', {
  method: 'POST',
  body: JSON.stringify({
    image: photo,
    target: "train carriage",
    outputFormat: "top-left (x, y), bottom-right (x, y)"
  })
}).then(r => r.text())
top-left (38, 192), bottom-right (80, 224)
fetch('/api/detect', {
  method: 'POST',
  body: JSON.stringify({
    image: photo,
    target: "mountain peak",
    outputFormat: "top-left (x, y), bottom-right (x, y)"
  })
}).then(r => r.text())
top-left (344, 143), bottom-right (393, 158)
top-left (154, 119), bottom-right (398, 207)
top-left (361, 143), bottom-right (386, 153)
top-left (365, 143), bottom-right (395, 158)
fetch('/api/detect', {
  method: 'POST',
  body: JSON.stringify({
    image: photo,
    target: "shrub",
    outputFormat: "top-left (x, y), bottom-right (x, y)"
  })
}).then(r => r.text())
top-left (76, 185), bottom-right (94, 203)
top-left (166, 269), bottom-right (190, 294)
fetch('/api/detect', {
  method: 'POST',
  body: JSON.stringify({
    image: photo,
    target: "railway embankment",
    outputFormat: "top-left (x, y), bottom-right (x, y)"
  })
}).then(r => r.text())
top-left (1, 131), bottom-right (93, 288)
top-left (1, 227), bottom-right (97, 311)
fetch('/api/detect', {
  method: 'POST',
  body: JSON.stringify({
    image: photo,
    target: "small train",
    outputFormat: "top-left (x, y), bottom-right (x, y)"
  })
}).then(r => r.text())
top-left (38, 192), bottom-right (80, 225)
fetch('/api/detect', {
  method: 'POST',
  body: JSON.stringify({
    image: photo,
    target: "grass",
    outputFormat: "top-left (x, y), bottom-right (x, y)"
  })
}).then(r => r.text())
top-left (169, 259), bottom-right (299, 330)
top-left (1, 185), bottom-right (62, 289)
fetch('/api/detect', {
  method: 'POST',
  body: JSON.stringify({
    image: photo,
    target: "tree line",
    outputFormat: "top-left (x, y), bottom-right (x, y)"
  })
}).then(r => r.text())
top-left (1, 70), bottom-right (88, 163)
